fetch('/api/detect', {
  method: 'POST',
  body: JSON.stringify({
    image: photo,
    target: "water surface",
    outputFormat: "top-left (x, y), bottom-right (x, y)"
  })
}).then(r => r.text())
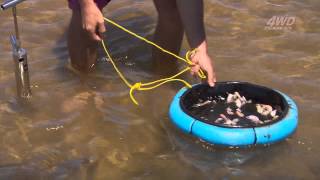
top-left (0, 0), bottom-right (319, 179)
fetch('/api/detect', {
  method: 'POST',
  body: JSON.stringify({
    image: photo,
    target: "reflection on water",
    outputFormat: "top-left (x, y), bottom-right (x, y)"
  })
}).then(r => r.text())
top-left (0, 0), bottom-right (319, 179)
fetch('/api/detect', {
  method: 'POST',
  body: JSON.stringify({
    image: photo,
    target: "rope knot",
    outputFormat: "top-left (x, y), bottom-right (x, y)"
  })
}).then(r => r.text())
top-left (129, 82), bottom-right (142, 105)
top-left (132, 82), bottom-right (142, 90)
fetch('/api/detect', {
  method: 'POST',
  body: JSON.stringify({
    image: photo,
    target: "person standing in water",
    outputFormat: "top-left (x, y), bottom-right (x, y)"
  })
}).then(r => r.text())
top-left (67, 0), bottom-right (216, 86)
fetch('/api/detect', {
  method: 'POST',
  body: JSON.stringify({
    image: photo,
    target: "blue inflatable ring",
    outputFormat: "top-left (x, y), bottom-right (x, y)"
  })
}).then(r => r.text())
top-left (169, 82), bottom-right (298, 146)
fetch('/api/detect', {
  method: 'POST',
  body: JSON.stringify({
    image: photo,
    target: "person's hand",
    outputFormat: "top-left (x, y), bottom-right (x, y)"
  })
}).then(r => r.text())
top-left (80, 0), bottom-right (106, 41)
top-left (190, 41), bottom-right (217, 87)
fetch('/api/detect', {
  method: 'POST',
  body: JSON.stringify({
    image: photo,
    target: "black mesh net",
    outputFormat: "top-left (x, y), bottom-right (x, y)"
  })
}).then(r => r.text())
top-left (180, 82), bottom-right (288, 128)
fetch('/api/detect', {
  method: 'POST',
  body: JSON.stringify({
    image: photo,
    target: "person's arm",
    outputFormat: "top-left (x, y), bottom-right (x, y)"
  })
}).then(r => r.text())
top-left (79, 0), bottom-right (106, 41)
top-left (176, 0), bottom-right (216, 86)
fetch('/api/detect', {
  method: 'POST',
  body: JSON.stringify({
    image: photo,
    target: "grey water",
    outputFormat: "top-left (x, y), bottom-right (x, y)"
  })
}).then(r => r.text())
top-left (0, 0), bottom-right (319, 179)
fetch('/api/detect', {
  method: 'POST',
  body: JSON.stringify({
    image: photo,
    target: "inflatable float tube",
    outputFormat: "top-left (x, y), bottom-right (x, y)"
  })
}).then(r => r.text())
top-left (169, 81), bottom-right (298, 147)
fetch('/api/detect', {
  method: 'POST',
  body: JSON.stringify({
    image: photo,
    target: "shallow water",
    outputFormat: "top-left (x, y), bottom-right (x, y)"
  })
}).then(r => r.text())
top-left (0, 0), bottom-right (319, 179)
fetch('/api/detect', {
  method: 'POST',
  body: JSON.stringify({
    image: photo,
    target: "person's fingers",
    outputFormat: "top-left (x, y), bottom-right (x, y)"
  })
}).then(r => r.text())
top-left (92, 34), bottom-right (102, 41)
top-left (98, 21), bottom-right (106, 32)
top-left (89, 27), bottom-right (102, 41)
top-left (190, 62), bottom-right (196, 66)
top-left (98, 21), bottom-right (106, 38)
top-left (205, 67), bottom-right (216, 87)
top-left (191, 64), bottom-right (200, 75)
top-left (191, 57), bottom-right (199, 65)
top-left (83, 24), bottom-right (100, 41)
top-left (90, 28), bottom-right (101, 41)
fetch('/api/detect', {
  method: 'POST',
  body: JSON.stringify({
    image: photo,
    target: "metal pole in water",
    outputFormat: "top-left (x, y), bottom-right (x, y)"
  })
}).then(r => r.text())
top-left (12, 6), bottom-right (21, 47)
top-left (1, 0), bottom-right (26, 10)
top-left (10, 35), bottom-right (32, 98)
top-left (6, 4), bottom-right (32, 98)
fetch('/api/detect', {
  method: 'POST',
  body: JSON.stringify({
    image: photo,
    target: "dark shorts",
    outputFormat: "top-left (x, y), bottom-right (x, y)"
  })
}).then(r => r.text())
top-left (68, 0), bottom-right (111, 10)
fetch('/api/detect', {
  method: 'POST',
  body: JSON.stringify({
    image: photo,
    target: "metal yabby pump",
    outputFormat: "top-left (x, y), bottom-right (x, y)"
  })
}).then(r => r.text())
top-left (1, 0), bottom-right (31, 99)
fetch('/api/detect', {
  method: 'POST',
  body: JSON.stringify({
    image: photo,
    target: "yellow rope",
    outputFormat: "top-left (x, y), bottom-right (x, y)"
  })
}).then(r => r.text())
top-left (102, 17), bottom-right (206, 105)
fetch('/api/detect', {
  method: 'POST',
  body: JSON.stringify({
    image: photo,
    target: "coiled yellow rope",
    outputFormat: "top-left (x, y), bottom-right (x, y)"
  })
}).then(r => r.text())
top-left (102, 17), bottom-right (206, 105)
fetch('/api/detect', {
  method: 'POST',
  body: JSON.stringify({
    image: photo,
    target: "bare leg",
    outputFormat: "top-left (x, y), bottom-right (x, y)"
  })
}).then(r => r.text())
top-left (67, 10), bottom-right (98, 73)
top-left (152, 0), bottom-right (184, 76)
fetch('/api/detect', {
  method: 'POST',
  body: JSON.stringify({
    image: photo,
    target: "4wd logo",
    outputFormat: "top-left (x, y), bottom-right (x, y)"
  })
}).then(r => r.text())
top-left (265, 16), bottom-right (296, 30)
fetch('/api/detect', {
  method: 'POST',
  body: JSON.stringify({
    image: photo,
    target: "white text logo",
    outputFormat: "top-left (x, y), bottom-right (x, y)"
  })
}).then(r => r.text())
top-left (265, 16), bottom-right (296, 30)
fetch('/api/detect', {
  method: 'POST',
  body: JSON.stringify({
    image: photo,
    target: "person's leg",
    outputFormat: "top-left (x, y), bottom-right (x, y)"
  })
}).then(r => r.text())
top-left (152, 0), bottom-right (184, 76)
top-left (67, 9), bottom-right (99, 73)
